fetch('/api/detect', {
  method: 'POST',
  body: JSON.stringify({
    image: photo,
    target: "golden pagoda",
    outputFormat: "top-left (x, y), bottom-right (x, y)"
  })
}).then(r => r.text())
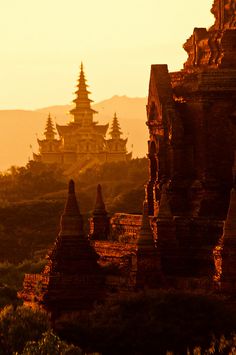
top-left (34, 64), bottom-right (132, 173)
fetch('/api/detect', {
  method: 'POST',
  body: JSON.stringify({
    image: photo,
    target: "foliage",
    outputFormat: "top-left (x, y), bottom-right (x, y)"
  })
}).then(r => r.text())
top-left (0, 259), bottom-right (46, 308)
top-left (0, 259), bottom-right (46, 288)
top-left (76, 158), bottom-right (148, 214)
top-left (0, 305), bottom-right (49, 354)
top-left (0, 285), bottom-right (18, 310)
top-left (0, 158), bottom-right (148, 264)
top-left (167, 334), bottom-right (236, 354)
top-left (194, 334), bottom-right (236, 354)
top-left (18, 330), bottom-right (82, 355)
top-left (0, 200), bottom-right (63, 263)
top-left (0, 161), bottom-right (66, 202)
top-left (109, 185), bottom-right (145, 213)
top-left (0, 158), bottom-right (148, 206)
top-left (58, 290), bottom-right (236, 355)
top-left (78, 158), bottom-right (148, 187)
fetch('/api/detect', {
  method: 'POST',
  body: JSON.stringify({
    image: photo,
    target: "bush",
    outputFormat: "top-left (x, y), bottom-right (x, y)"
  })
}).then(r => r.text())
top-left (19, 330), bottom-right (82, 355)
top-left (58, 291), bottom-right (236, 355)
top-left (0, 305), bottom-right (49, 354)
top-left (0, 260), bottom-right (46, 308)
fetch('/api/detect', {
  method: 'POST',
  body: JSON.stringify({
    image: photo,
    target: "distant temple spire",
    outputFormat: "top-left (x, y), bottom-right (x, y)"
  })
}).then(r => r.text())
top-left (44, 113), bottom-right (56, 140)
top-left (70, 63), bottom-right (97, 125)
top-left (109, 112), bottom-right (122, 139)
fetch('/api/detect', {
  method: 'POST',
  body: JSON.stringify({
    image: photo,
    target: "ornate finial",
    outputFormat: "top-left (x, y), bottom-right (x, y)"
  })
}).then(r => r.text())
top-left (109, 112), bottom-right (122, 139)
top-left (70, 63), bottom-right (97, 123)
top-left (44, 113), bottom-right (56, 140)
top-left (93, 184), bottom-right (107, 215)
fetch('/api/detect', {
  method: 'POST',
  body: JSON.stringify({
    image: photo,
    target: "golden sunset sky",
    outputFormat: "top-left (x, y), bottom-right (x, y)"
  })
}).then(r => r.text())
top-left (1, 0), bottom-right (213, 109)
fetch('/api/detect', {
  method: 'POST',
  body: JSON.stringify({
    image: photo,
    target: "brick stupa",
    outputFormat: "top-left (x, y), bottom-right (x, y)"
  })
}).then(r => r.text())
top-left (20, 180), bottom-right (104, 318)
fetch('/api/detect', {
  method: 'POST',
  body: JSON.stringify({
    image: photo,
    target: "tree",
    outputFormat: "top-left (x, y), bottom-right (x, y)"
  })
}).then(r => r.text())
top-left (59, 291), bottom-right (236, 355)
top-left (19, 330), bottom-right (82, 355)
top-left (0, 305), bottom-right (49, 354)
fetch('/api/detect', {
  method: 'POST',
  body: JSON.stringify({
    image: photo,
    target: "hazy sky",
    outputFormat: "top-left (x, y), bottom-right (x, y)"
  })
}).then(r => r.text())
top-left (1, 0), bottom-right (213, 109)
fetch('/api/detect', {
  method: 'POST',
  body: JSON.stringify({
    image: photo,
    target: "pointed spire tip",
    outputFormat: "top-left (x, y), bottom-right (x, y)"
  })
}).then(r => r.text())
top-left (68, 179), bottom-right (75, 194)
top-left (94, 184), bottom-right (106, 214)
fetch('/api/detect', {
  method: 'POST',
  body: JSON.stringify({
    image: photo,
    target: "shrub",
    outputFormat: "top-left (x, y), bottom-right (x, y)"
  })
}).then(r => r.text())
top-left (58, 291), bottom-right (236, 355)
top-left (19, 330), bottom-right (82, 355)
top-left (0, 305), bottom-right (49, 354)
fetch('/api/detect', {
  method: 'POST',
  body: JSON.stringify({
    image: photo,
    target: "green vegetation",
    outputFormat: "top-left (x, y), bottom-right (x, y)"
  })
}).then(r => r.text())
top-left (19, 330), bottom-right (82, 355)
top-left (0, 200), bottom-right (63, 263)
top-left (0, 159), bottom-right (148, 264)
top-left (1, 160), bottom-right (235, 354)
top-left (0, 260), bottom-right (46, 309)
top-left (0, 305), bottom-right (49, 354)
top-left (77, 158), bottom-right (148, 214)
top-left (0, 307), bottom-right (83, 354)
top-left (0, 284), bottom-right (235, 354)
top-left (0, 159), bottom-right (148, 209)
top-left (58, 291), bottom-right (236, 355)
top-left (0, 161), bottom-right (66, 202)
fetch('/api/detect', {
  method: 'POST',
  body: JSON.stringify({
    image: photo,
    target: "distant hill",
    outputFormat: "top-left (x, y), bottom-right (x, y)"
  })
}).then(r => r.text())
top-left (0, 96), bottom-right (148, 171)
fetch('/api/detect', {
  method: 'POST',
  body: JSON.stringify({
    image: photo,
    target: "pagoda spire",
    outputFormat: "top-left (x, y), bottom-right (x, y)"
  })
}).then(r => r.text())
top-left (90, 184), bottom-right (110, 240)
top-left (157, 183), bottom-right (172, 219)
top-left (60, 179), bottom-right (83, 237)
top-left (23, 178), bottom-right (105, 316)
top-left (135, 200), bottom-right (163, 288)
top-left (93, 184), bottom-right (107, 216)
top-left (44, 113), bottom-right (56, 140)
top-left (109, 112), bottom-right (122, 139)
top-left (70, 63), bottom-right (97, 125)
top-left (137, 201), bottom-right (155, 247)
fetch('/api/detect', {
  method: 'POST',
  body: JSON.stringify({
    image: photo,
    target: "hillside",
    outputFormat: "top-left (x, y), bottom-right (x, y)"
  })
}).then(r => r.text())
top-left (0, 96), bottom-right (148, 171)
top-left (0, 158), bottom-right (148, 262)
